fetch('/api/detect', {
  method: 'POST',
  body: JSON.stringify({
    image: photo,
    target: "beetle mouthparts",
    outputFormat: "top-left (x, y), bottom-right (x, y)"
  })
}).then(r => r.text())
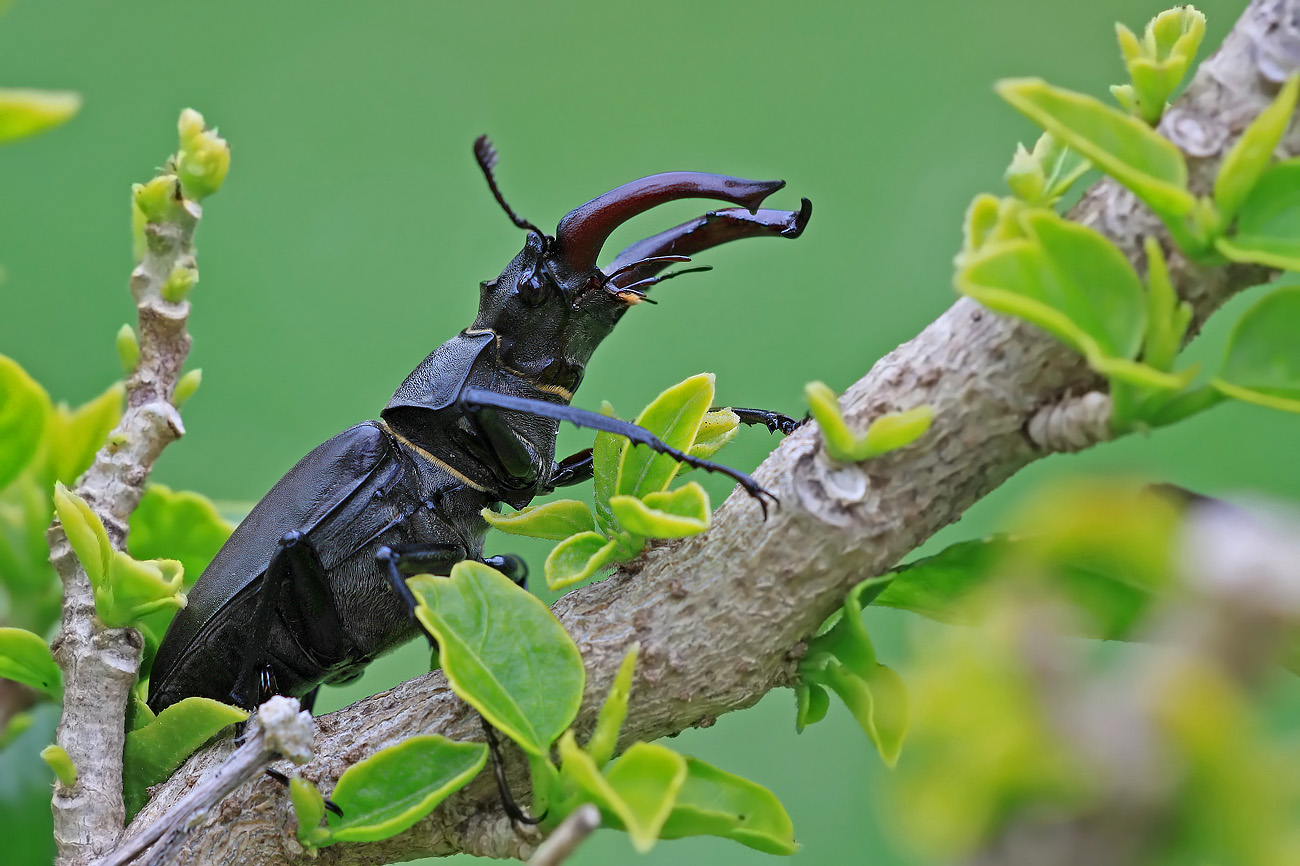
top-left (554, 173), bottom-right (785, 275)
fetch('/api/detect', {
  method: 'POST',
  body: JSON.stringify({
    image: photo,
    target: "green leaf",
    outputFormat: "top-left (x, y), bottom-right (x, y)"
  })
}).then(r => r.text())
top-left (959, 193), bottom-right (1003, 263)
top-left (101, 552), bottom-right (186, 628)
top-left (544, 531), bottom-right (622, 591)
top-left (863, 406), bottom-right (934, 457)
top-left (959, 209), bottom-right (1147, 363)
top-left (45, 382), bottom-right (124, 486)
top-left (996, 78), bottom-right (1196, 225)
top-left (588, 644), bottom-right (639, 769)
top-left (591, 401), bottom-right (621, 535)
top-left (323, 736), bottom-right (487, 843)
top-left (1213, 285), bottom-right (1300, 413)
top-left (659, 756), bottom-right (798, 855)
top-left (1116, 7), bottom-right (1206, 124)
top-left (1140, 237), bottom-right (1193, 373)
top-left (816, 660), bottom-right (909, 767)
top-left (806, 381), bottom-right (933, 463)
top-left (0, 355), bottom-right (51, 491)
top-left (0, 88), bottom-right (81, 145)
top-left (1005, 133), bottom-right (1090, 206)
top-left (52, 482), bottom-right (112, 586)
top-left (1215, 76), bottom-right (1300, 224)
top-left (608, 482), bottom-right (710, 539)
top-left (604, 743), bottom-right (689, 853)
top-left (123, 697), bottom-right (247, 820)
top-left (688, 408), bottom-right (740, 461)
top-left (795, 681), bottom-right (830, 733)
top-left (1217, 159), bottom-right (1300, 270)
top-left (40, 745), bottom-right (75, 787)
top-left (481, 499), bottom-right (595, 541)
top-left (874, 538), bottom-right (1008, 625)
top-left (617, 373), bottom-right (714, 500)
top-left (408, 561), bottom-right (584, 757)
top-left (559, 735), bottom-right (687, 854)
top-left (290, 776), bottom-right (330, 848)
top-left (0, 628), bottom-right (60, 699)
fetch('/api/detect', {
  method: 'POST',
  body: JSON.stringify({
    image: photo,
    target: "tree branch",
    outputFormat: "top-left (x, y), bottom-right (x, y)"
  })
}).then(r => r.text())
top-left (126, 1), bottom-right (1299, 862)
top-left (49, 194), bottom-right (203, 865)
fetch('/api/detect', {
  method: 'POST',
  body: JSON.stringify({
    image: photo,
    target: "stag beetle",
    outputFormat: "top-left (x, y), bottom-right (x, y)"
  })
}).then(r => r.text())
top-left (147, 138), bottom-right (811, 718)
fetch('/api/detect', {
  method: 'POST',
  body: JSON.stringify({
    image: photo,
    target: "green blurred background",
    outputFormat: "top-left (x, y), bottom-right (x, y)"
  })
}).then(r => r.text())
top-left (2, 1), bottom-right (1293, 863)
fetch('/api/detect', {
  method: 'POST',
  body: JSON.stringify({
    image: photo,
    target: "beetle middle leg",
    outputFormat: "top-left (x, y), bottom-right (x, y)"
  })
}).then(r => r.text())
top-left (231, 530), bottom-right (349, 710)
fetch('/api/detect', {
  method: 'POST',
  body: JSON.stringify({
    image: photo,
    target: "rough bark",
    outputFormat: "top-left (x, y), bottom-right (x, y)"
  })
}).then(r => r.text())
top-left (50, 203), bottom-right (201, 866)
top-left (122, 1), bottom-right (1300, 863)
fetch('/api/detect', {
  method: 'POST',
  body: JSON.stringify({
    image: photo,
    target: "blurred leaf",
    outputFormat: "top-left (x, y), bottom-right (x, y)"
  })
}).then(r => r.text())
top-left (128, 484), bottom-right (232, 585)
top-left (1215, 76), bottom-right (1299, 224)
top-left (544, 530), bottom-right (622, 591)
top-left (1140, 237), bottom-right (1193, 373)
top-left (874, 537), bottom-right (1010, 625)
top-left (588, 644), bottom-right (639, 769)
top-left (39, 744), bottom-right (75, 787)
top-left (659, 756), bottom-right (798, 855)
top-left (1115, 6), bottom-right (1206, 124)
top-left (409, 561), bottom-right (583, 757)
top-left (0, 627), bottom-right (60, 699)
top-left (322, 736), bottom-right (487, 843)
top-left (1005, 133), bottom-right (1090, 206)
top-left (616, 373), bottom-right (714, 500)
top-left (482, 499), bottom-right (595, 541)
top-left (608, 482), bottom-right (710, 539)
top-left (45, 382), bottom-right (124, 487)
top-left (0, 702), bottom-right (57, 864)
top-left (795, 681), bottom-right (830, 733)
top-left (0, 355), bottom-right (50, 491)
top-left (290, 776), bottom-right (330, 847)
top-left (817, 660), bottom-right (909, 767)
top-left (122, 697), bottom-right (247, 820)
top-left (1217, 159), bottom-right (1300, 270)
top-left (996, 78), bottom-right (1195, 226)
top-left (0, 88), bottom-right (80, 145)
top-left (1213, 285), bottom-right (1300, 412)
top-left (175, 108), bottom-right (230, 200)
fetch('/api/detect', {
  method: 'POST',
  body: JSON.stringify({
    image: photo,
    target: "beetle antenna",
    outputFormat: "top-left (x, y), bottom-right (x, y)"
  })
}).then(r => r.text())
top-left (474, 135), bottom-right (545, 237)
top-left (601, 254), bottom-right (692, 287)
top-left (615, 265), bottom-right (714, 295)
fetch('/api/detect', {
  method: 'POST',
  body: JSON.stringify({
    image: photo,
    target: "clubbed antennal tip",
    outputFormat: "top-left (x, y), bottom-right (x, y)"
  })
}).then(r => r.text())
top-left (473, 135), bottom-right (545, 237)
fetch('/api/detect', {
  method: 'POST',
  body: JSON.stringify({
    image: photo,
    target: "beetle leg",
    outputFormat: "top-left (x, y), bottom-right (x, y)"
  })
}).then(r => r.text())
top-left (716, 407), bottom-right (807, 436)
top-left (548, 448), bottom-right (594, 489)
top-left (232, 531), bottom-right (346, 710)
top-left (377, 543), bottom-right (469, 649)
top-left (266, 767), bottom-right (344, 818)
top-left (481, 716), bottom-right (545, 826)
top-left (482, 554), bottom-right (528, 588)
top-left (461, 402), bottom-right (542, 486)
top-left (460, 387), bottom-right (778, 517)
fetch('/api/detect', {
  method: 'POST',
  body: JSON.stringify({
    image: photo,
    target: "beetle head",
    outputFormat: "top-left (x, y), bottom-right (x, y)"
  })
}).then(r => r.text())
top-left (470, 136), bottom-right (811, 390)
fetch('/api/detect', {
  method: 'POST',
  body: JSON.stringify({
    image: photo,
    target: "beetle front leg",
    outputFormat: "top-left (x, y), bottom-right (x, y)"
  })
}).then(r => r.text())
top-left (716, 406), bottom-right (806, 435)
top-left (548, 448), bottom-right (594, 489)
top-left (462, 402), bottom-right (541, 486)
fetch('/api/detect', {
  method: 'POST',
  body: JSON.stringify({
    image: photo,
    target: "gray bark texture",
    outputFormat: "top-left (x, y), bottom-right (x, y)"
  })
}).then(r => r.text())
top-left (50, 201), bottom-right (202, 866)
top-left (115, 1), bottom-right (1300, 863)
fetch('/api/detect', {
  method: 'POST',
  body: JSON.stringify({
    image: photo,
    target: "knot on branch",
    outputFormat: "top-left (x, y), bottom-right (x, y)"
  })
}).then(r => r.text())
top-left (1025, 391), bottom-right (1112, 453)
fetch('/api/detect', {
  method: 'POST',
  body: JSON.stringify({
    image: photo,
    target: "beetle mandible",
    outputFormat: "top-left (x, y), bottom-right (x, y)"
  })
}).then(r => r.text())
top-left (147, 137), bottom-right (812, 715)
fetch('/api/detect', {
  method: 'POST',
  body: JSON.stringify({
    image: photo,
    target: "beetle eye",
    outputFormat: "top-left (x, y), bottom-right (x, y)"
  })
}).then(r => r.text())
top-left (516, 266), bottom-right (548, 306)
